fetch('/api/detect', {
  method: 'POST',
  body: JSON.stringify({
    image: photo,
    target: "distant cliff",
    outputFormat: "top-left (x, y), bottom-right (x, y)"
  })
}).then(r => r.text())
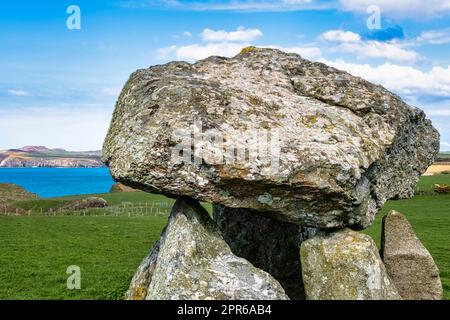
top-left (0, 146), bottom-right (104, 168)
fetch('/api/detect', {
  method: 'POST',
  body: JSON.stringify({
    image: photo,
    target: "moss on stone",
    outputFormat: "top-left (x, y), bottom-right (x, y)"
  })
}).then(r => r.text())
top-left (239, 46), bottom-right (260, 55)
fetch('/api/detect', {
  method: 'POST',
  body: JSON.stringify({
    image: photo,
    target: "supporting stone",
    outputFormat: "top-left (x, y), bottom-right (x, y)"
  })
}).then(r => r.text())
top-left (126, 198), bottom-right (289, 300)
top-left (381, 210), bottom-right (443, 300)
top-left (300, 228), bottom-right (401, 300)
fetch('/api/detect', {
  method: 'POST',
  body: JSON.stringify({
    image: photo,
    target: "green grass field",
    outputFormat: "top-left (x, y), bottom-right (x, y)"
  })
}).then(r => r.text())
top-left (0, 175), bottom-right (449, 300)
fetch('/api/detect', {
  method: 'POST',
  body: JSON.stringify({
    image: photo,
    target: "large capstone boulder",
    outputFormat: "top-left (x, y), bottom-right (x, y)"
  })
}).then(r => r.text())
top-left (300, 228), bottom-right (401, 300)
top-left (381, 210), bottom-right (443, 300)
top-left (103, 47), bottom-right (439, 229)
top-left (127, 197), bottom-right (289, 300)
top-left (213, 204), bottom-right (318, 300)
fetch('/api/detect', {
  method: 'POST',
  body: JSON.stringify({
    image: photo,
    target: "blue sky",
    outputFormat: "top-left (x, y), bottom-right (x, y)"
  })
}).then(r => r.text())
top-left (1, 0), bottom-right (450, 150)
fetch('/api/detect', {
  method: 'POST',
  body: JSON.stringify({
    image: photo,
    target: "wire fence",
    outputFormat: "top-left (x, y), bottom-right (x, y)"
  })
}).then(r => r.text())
top-left (1, 201), bottom-right (173, 217)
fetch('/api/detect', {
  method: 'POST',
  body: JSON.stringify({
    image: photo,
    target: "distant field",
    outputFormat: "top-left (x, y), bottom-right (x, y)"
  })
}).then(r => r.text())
top-left (426, 164), bottom-right (450, 174)
top-left (0, 175), bottom-right (448, 300)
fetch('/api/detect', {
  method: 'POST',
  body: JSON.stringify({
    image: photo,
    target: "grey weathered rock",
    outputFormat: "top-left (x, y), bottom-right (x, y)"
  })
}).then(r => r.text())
top-left (109, 182), bottom-right (137, 193)
top-left (103, 47), bottom-right (439, 229)
top-left (300, 228), bottom-right (401, 300)
top-left (58, 197), bottom-right (108, 211)
top-left (0, 183), bottom-right (38, 202)
top-left (125, 237), bottom-right (163, 300)
top-left (381, 210), bottom-right (443, 300)
top-left (434, 184), bottom-right (450, 194)
top-left (128, 197), bottom-right (289, 300)
top-left (213, 204), bottom-right (319, 300)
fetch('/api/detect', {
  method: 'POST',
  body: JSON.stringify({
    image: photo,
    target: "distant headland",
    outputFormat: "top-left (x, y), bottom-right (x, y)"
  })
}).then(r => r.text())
top-left (0, 146), bottom-right (104, 168)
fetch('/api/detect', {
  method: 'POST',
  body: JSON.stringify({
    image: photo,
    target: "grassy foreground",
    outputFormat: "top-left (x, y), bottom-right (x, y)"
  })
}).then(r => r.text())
top-left (0, 176), bottom-right (449, 300)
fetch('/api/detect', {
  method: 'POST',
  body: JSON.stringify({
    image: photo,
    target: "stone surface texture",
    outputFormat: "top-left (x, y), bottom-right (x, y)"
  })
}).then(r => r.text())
top-left (381, 210), bottom-right (443, 300)
top-left (58, 197), bottom-right (108, 211)
top-left (103, 47), bottom-right (439, 229)
top-left (125, 237), bottom-right (163, 300)
top-left (128, 197), bottom-right (289, 300)
top-left (300, 228), bottom-right (401, 300)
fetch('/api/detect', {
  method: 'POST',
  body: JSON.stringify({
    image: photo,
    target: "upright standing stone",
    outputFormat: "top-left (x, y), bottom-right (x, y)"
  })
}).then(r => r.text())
top-left (300, 228), bottom-right (401, 300)
top-left (128, 198), bottom-right (289, 300)
top-left (381, 210), bottom-right (443, 300)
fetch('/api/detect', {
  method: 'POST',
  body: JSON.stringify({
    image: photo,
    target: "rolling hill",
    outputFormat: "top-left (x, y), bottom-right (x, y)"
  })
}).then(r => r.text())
top-left (0, 146), bottom-right (104, 168)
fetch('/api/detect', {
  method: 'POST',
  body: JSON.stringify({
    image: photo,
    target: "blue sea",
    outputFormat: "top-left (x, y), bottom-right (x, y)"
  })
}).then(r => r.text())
top-left (0, 168), bottom-right (116, 198)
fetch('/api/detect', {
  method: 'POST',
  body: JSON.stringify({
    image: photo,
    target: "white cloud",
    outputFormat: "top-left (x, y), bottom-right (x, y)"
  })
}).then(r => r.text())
top-left (337, 41), bottom-right (420, 62)
top-left (158, 25), bottom-right (323, 62)
top-left (120, 0), bottom-right (328, 12)
top-left (268, 45), bottom-right (322, 60)
top-left (321, 29), bottom-right (420, 62)
top-left (441, 142), bottom-right (450, 149)
top-left (8, 89), bottom-right (31, 97)
top-left (321, 30), bottom-right (361, 43)
top-left (157, 45), bottom-right (178, 59)
top-left (172, 31), bottom-right (193, 39)
top-left (201, 27), bottom-right (263, 42)
top-left (157, 43), bottom-right (322, 62)
top-left (393, 28), bottom-right (450, 47)
top-left (414, 28), bottom-right (450, 45)
top-left (158, 26), bottom-right (264, 61)
top-left (339, 0), bottom-right (450, 18)
top-left (158, 42), bottom-right (247, 61)
top-left (321, 58), bottom-right (450, 98)
top-left (121, 0), bottom-right (450, 16)
top-left (282, 0), bottom-right (312, 4)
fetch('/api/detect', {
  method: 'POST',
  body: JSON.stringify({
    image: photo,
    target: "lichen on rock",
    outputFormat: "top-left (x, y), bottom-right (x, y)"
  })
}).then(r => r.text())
top-left (300, 228), bottom-right (401, 300)
top-left (381, 210), bottom-right (443, 300)
top-left (103, 47), bottom-right (439, 230)
top-left (128, 197), bottom-right (289, 300)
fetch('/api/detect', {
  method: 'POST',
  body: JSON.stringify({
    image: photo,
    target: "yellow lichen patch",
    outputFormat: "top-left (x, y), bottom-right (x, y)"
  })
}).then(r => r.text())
top-left (239, 46), bottom-right (260, 55)
top-left (260, 121), bottom-right (271, 129)
top-left (300, 114), bottom-right (320, 127)
top-left (249, 96), bottom-right (262, 106)
top-left (136, 287), bottom-right (144, 300)
top-left (323, 123), bottom-right (336, 133)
